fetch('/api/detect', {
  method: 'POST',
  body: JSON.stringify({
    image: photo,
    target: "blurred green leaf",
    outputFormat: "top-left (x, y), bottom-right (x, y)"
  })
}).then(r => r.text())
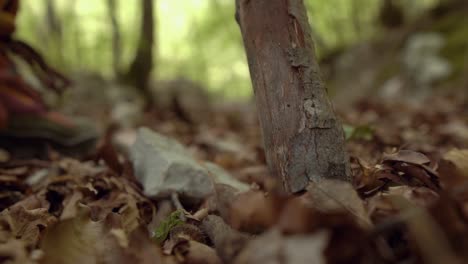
top-left (153, 210), bottom-right (184, 244)
top-left (343, 124), bottom-right (374, 141)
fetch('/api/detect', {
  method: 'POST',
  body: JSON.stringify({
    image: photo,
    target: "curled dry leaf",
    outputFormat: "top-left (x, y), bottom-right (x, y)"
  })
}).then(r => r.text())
top-left (305, 179), bottom-right (372, 228)
top-left (0, 203), bottom-right (56, 248)
top-left (359, 150), bottom-right (441, 193)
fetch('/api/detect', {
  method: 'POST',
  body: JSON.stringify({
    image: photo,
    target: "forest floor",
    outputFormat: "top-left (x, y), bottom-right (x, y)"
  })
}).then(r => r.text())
top-left (0, 88), bottom-right (467, 263)
top-left (1, 2), bottom-right (467, 263)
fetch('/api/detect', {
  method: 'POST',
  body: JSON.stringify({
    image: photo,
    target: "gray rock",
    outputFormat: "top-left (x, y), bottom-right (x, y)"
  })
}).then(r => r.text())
top-left (204, 162), bottom-right (250, 193)
top-left (130, 128), bottom-right (249, 201)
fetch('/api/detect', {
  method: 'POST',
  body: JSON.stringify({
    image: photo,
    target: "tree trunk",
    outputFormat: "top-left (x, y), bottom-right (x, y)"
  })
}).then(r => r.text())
top-left (235, 0), bottom-right (350, 193)
top-left (107, 0), bottom-right (122, 76)
top-left (44, 0), bottom-right (62, 39)
top-left (351, 0), bottom-right (362, 38)
top-left (44, 0), bottom-right (64, 65)
top-left (124, 0), bottom-right (155, 106)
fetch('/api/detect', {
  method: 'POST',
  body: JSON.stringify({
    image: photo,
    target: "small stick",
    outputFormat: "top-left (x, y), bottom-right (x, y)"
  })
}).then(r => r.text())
top-left (171, 192), bottom-right (187, 221)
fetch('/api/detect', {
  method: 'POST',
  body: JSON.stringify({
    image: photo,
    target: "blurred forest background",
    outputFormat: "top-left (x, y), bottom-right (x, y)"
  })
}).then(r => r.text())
top-left (17, 0), bottom-right (463, 99)
top-left (9, 0), bottom-right (467, 138)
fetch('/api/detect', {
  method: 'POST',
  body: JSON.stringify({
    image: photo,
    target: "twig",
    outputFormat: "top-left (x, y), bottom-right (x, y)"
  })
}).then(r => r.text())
top-left (171, 192), bottom-right (187, 222)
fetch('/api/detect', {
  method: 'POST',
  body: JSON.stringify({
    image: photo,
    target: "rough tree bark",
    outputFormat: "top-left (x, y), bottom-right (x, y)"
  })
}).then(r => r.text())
top-left (106, 0), bottom-right (122, 76)
top-left (235, 0), bottom-right (350, 193)
top-left (124, 0), bottom-right (155, 106)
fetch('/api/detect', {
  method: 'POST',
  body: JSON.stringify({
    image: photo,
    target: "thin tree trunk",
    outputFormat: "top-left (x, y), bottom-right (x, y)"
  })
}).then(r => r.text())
top-left (45, 0), bottom-right (61, 38)
top-left (44, 0), bottom-right (64, 65)
top-left (235, 0), bottom-right (350, 193)
top-left (351, 0), bottom-right (362, 38)
top-left (107, 0), bottom-right (122, 76)
top-left (125, 0), bottom-right (155, 106)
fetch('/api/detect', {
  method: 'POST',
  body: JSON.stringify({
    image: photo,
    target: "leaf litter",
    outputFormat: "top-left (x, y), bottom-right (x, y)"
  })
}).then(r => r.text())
top-left (0, 93), bottom-right (467, 264)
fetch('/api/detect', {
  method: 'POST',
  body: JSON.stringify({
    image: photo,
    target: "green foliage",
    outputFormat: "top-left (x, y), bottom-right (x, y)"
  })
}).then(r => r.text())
top-left (153, 210), bottom-right (184, 244)
top-left (14, 0), bottom-right (442, 99)
top-left (344, 124), bottom-right (374, 141)
top-left (433, 11), bottom-right (468, 76)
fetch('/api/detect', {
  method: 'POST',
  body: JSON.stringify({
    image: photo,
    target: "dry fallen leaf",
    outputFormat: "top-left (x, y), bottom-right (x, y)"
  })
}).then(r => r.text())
top-left (0, 203), bottom-right (56, 247)
top-left (383, 150), bottom-right (431, 165)
top-left (40, 206), bottom-right (126, 264)
top-left (438, 149), bottom-right (468, 189)
top-left (305, 179), bottom-right (372, 228)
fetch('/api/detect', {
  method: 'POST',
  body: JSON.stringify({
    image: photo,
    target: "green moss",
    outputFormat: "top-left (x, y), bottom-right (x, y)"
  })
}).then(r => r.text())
top-left (153, 210), bottom-right (184, 244)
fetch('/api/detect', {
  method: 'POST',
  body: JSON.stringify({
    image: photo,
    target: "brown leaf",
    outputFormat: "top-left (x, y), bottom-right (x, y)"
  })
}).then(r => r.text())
top-left (305, 179), bottom-right (372, 228)
top-left (40, 207), bottom-right (127, 264)
top-left (0, 204), bottom-right (56, 247)
top-left (438, 149), bottom-right (468, 189)
top-left (383, 150), bottom-right (431, 166)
